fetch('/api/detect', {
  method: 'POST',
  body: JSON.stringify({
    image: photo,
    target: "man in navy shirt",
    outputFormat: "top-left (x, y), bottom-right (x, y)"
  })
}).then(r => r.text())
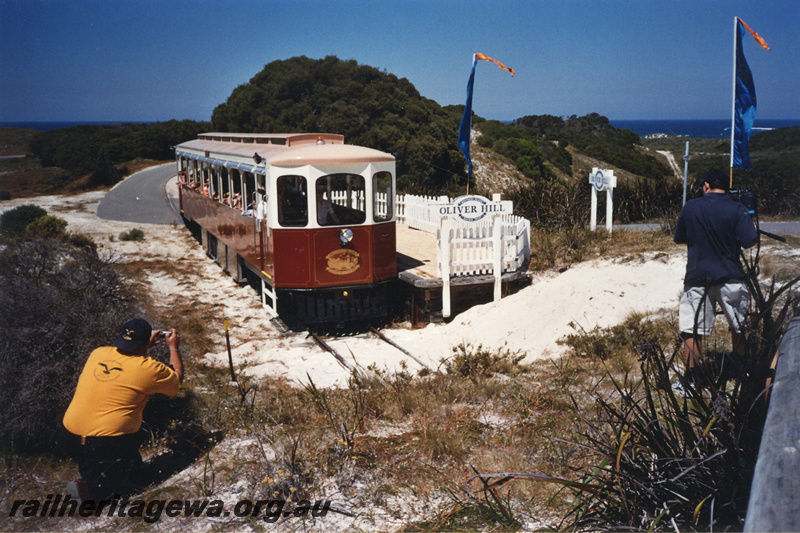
top-left (674, 169), bottom-right (758, 382)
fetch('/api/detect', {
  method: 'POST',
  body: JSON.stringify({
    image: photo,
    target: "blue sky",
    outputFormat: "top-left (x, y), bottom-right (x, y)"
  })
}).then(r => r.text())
top-left (1, 0), bottom-right (797, 123)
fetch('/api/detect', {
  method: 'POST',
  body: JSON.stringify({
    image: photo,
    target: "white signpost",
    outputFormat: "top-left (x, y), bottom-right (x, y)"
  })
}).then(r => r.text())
top-left (589, 168), bottom-right (616, 232)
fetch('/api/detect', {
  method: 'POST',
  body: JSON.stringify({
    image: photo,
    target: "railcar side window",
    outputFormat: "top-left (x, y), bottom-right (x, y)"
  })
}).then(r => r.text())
top-left (277, 175), bottom-right (308, 226)
top-left (372, 171), bottom-right (393, 222)
top-left (243, 172), bottom-right (256, 212)
top-left (316, 174), bottom-right (366, 226)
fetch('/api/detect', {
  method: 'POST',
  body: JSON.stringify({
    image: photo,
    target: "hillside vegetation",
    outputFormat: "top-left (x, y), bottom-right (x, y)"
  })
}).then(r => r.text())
top-left (3, 56), bottom-right (798, 222)
top-left (0, 121), bottom-right (210, 198)
top-left (212, 56), bottom-right (464, 193)
top-left (31, 120), bottom-right (210, 186)
top-left (643, 126), bottom-right (800, 217)
top-left (473, 113), bottom-right (681, 226)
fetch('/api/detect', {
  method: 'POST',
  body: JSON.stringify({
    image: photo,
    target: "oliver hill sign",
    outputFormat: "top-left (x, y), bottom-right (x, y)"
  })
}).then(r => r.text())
top-left (430, 195), bottom-right (512, 223)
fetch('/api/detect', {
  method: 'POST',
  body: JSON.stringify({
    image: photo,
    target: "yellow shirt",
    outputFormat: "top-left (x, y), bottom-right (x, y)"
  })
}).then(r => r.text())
top-left (63, 346), bottom-right (180, 437)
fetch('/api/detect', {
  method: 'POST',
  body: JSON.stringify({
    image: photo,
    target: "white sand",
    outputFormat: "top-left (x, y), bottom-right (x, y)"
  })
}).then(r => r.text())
top-left (1, 185), bottom-right (687, 389)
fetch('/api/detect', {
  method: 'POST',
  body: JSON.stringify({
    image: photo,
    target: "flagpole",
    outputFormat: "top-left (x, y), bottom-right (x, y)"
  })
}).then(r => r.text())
top-left (467, 53), bottom-right (475, 195)
top-left (729, 16), bottom-right (738, 189)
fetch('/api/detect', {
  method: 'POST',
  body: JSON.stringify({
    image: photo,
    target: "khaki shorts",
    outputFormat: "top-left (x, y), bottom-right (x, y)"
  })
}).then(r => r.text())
top-left (679, 281), bottom-right (749, 335)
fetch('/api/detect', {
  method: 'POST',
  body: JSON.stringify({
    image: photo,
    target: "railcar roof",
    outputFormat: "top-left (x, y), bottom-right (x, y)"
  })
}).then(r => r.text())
top-left (176, 132), bottom-right (394, 166)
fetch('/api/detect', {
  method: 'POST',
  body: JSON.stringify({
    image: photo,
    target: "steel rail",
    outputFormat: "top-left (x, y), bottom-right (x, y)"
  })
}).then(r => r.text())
top-left (308, 332), bottom-right (356, 373)
top-left (369, 327), bottom-right (432, 372)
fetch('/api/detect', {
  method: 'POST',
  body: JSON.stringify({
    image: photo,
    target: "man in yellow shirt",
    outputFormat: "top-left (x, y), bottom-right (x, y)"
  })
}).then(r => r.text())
top-left (59, 318), bottom-right (183, 500)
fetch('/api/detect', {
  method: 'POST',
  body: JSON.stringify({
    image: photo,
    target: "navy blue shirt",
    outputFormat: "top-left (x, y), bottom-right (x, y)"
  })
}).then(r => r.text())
top-left (674, 192), bottom-right (758, 287)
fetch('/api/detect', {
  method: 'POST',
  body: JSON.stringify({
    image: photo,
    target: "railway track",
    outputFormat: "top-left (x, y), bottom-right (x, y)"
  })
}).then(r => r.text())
top-left (270, 313), bottom-right (432, 377)
top-left (308, 331), bottom-right (356, 373)
top-left (367, 327), bottom-right (432, 371)
top-left (306, 327), bottom-right (432, 376)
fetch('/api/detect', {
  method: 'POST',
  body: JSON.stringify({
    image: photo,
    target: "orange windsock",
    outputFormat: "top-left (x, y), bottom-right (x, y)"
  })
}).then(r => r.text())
top-left (475, 53), bottom-right (515, 77)
top-left (738, 18), bottom-right (771, 50)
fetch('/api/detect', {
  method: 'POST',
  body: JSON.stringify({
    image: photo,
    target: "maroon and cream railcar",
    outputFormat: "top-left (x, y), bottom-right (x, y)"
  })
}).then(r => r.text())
top-left (175, 133), bottom-right (397, 330)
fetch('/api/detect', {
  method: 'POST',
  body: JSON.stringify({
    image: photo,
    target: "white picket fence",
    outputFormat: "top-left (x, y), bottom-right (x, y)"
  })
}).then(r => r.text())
top-left (330, 190), bottom-right (366, 211)
top-left (392, 193), bottom-right (531, 317)
top-left (439, 214), bottom-right (530, 276)
top-left (395, 194), bottom-right (449, 233)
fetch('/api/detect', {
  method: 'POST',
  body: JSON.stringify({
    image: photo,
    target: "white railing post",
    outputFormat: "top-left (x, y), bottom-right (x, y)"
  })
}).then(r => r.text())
top-left (261, 278), bottom-right (277, 316)
top-left (492, 214), bottom-right (502, 301)
top-left (395, 194), bottom-right (405, 224)
top-left (439, 216), bottom-right (452, 318)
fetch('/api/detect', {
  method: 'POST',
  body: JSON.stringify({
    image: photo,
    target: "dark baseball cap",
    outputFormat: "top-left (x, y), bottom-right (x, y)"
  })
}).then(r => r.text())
top-left (113, 318), bottom-right (152, 352)
top-left (704, 169), bottom-right (730, 192)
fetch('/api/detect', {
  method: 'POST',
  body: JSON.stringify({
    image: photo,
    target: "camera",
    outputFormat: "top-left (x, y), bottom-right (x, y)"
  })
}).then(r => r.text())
top-left (730, 189), bottom-right (786, 243)
top-left (730, 189), bottom-right (756, 217)
top-left (158, 330), bottom-right (172, 336)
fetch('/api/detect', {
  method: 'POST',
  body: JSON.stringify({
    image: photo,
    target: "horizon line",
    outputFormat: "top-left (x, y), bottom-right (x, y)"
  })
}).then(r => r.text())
top-left (3, 117), bottom-right (800, 125)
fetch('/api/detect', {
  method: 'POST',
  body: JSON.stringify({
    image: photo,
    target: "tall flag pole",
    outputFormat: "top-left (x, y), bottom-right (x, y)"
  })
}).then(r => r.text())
top-left (458, 53), bottom-right (515, 193)
top-left (730, 17), bottom-right (770, 186)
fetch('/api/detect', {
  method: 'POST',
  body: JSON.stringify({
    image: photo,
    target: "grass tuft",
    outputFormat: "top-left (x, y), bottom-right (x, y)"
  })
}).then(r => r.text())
top-left (119, 228), bottom-right (145, 241)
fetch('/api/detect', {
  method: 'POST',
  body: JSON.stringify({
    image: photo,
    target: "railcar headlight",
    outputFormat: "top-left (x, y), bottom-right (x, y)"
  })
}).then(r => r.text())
top-left (339, 228), bottom-right (354, 246)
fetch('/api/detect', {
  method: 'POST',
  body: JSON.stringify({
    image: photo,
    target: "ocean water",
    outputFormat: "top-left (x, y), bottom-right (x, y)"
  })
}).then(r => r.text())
top-left (610, 118), bottom-right (800, 139)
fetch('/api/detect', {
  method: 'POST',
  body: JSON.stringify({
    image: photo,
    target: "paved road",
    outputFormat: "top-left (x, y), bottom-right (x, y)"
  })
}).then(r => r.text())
top-left (615, 221), bottom-right (800, 238)
top-left (97, 163), bottom-right (182, 224)
top-left (757, 221), bottom-right (800, 238)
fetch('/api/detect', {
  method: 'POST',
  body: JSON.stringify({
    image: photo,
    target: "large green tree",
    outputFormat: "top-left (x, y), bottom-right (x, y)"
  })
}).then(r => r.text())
top-left (211, 56), bottom-right (465, 193)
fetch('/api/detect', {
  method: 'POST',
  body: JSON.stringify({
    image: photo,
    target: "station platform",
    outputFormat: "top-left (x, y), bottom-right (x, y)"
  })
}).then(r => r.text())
top-left (395, 224), bottom-right (530, 324)
top-left (396, 224), bottom-right (438, 279)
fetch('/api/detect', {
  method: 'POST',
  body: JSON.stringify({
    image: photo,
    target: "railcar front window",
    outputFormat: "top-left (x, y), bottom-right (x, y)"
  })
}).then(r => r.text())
top-left (315, 174), bottom-right (366, 226)
top-left (277, 175), bottom-right (308, 226)
top-left (373, 171), bottom-right (393, 222)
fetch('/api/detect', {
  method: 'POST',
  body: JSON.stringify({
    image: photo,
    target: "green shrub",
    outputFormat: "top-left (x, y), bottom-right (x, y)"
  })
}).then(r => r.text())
top-left (0, 204), bottom-right (47, 237)
top-left (23, 214), bottom-right (68, 240)
top-left (507, 175), bottom-right (588, 230)
top-left (444, 343), bottom-right (527, 380)
top-left (119, 228), bottom-right (145, 241)
top-left (66, 232), bottom-right (97, 252)
top-left (559, 312), bottom-right (674, 361)
top-left (0, 239), bottom-right (137, 452)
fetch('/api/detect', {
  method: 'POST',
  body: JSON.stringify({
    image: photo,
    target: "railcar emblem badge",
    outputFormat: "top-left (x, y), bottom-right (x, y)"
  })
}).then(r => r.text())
top-left (325, 249), bottom-right (361, 275)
